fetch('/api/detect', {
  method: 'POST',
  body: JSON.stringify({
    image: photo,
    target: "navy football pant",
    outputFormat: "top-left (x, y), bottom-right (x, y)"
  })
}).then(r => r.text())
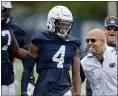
top-left (33, 68), bottom-right (71, 96)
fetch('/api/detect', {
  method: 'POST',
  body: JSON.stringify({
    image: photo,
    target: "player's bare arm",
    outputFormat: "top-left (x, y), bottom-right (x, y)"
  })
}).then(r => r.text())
top-left (28, 44), bottom-right (39, 59)
top-left (11, 32), bottom-right (28, 59)
top-left (21, 44), bottom-right (38, 96)
top-left (72, 50), bottom-right (81, 96)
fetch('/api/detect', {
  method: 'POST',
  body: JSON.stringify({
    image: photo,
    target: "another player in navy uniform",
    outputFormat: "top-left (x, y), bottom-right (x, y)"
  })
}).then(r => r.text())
top-left (21, 5), bottom-right (81, 96)
top-left (1, 1), bottom-right (35, 95)
top-left (1, 2), bottom-right (28, 96)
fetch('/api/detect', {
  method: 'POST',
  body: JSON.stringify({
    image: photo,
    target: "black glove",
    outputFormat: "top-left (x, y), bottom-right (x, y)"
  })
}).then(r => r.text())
top-left (21, 92), bottom-right (28, 96)
top-left (29, 76), bottom-right (35, 85)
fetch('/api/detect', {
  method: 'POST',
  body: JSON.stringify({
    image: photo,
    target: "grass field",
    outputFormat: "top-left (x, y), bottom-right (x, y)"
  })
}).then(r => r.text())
top-left (15, 59), bottom-right (86, 95)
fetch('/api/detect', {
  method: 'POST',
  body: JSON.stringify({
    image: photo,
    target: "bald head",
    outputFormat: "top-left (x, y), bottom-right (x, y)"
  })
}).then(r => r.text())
top-left (88, 28), bottom-right (106, 42)
top-left (87, 28), bottom-right (106, 55)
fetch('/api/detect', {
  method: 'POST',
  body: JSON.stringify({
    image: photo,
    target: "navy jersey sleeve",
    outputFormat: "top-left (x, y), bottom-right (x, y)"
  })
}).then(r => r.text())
top-left (31, 32), bottom-right (44, 48)
top-left (75, 38), bottom-right (81, 50)
top-left (9, 23), bottom-right (26, 48)
top-left (70, 36), bottom-right (81, 51)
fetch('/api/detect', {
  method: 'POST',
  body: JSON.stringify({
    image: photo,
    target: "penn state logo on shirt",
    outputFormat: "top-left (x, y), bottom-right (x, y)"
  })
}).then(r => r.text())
top-left (109, 63), bottom-right (116, 68)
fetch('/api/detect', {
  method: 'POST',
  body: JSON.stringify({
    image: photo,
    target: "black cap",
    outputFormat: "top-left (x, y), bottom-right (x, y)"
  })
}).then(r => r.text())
top-left (104, 19), bottom-right (118, 27)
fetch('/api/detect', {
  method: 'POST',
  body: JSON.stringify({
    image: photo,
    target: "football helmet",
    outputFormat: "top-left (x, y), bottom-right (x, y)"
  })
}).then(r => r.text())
top-left (1, 1), bottom-right (13, 23)
top-left (47, 5), bottom-right (73, 38)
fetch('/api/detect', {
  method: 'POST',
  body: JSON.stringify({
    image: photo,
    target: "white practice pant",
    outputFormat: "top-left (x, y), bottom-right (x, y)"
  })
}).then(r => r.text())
top-left (2, 81), bottom-right (17, 96)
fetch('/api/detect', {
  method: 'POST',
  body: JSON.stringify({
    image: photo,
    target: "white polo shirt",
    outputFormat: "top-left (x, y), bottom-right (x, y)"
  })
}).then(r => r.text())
top-left (81, 46), bottom-right (117, 96)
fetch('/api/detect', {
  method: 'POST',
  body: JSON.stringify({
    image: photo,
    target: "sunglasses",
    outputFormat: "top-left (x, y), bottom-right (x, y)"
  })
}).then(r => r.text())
top-left (86, 39), bottom-right (97, 43)
top-left (106, 26), bottom-right (118, 31)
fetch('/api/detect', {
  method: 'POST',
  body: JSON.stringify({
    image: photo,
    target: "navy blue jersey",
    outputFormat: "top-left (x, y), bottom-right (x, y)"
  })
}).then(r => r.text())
top-left (33, 68), bottom-right (71, 96)
top-left (32, 31), bottom-right (81, 72)
top-left (2, 22), bottom-right (26, 47)
top-left (31, 31), bottom-right (81, 96)
top-left (2, 22), bottom-right (26, 62)
top-left (1, 29), bottom-right (14, 85)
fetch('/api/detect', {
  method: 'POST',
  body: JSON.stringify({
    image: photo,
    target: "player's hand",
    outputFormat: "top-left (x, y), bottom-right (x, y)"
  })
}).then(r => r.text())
top-left (70, 85), bottom-right (75, 95)
top-left (21, 92), bottom-right (29, 96)
top-left (70, 79), bottom-right (75, 96)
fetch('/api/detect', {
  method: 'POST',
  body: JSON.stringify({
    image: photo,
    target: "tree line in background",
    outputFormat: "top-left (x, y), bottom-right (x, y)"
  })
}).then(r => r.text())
top-left (12, 1), bottom-right (112, 21)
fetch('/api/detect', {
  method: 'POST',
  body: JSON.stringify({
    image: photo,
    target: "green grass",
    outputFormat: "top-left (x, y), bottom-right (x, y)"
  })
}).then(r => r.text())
top-left (15, 59), bottom-right (86, 95)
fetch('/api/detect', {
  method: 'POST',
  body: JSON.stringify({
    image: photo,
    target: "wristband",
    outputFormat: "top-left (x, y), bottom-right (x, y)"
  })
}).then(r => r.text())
top-left (73, 93), bottom-right (80, 96)
top-left (21, 92), bottom-right (28, 96)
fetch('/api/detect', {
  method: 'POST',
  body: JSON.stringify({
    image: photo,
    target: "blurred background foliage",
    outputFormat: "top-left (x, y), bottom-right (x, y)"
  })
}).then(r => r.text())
top-left (12, 1), bottom-right (108, 20)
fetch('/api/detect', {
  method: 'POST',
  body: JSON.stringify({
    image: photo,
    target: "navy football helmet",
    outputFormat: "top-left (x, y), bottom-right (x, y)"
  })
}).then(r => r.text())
top-left (47, 5), bottom-right (73, 38)
top-left (1, 1), bottom-right (13, 23)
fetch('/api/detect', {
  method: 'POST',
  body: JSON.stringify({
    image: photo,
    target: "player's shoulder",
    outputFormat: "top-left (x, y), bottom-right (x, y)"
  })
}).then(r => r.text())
top-left (2, 23), bottom-right (13, 34)
top-left (68, 36), bottom-right (81, 47)
top-left (2, 28), bottom-right (13, 34)
top-left (69, 35), bottom-right (80, 41)
top-left (32, 30), bottom-right (52, 41)
top-left (8, 22), bottom-right (26, 35)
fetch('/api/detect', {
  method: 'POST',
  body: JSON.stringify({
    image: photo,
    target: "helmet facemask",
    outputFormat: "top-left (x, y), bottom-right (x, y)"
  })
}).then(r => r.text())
top-left (51, 18), bottom-right (73, 38)
top-left (1, 7), bottom-right (13, 24)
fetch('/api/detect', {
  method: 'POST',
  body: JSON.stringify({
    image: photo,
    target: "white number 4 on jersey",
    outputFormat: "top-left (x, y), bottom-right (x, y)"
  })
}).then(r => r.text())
top-left (52, 45), bottom-right (66, 68)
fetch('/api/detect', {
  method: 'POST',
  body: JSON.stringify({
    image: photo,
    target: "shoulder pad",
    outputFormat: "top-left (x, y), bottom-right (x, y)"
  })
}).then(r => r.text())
top-left (31, 31), bottom-right (52, 46)
top-left (8, 23), bottom-right (26, 36)
top-left (69, 36), bottom-right (81, 49)
top-left (32, 30), bottom-right (53, 42)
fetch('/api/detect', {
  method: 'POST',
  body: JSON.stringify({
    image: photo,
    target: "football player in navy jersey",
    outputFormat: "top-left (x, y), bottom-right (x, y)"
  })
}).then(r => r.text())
top-left (21, 5), bottom-right (81, 96)
top-left (1, 1), bottom-right (35, 95)
top-left (1, 2), bottom-right (28, 96)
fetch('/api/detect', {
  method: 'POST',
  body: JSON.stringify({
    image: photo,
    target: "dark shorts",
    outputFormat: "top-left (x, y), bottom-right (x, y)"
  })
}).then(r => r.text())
top-left (33, 68), bottom-right (71, 96)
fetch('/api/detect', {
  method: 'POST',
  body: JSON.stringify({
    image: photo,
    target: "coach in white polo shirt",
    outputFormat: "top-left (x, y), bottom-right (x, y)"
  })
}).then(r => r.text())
top-left (81, 28), bottom-right (117, 96)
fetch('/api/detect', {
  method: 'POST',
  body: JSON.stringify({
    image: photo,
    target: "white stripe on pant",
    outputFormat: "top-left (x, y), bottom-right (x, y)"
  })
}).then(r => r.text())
top-left (2, 81), bottom-right (17, 96)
